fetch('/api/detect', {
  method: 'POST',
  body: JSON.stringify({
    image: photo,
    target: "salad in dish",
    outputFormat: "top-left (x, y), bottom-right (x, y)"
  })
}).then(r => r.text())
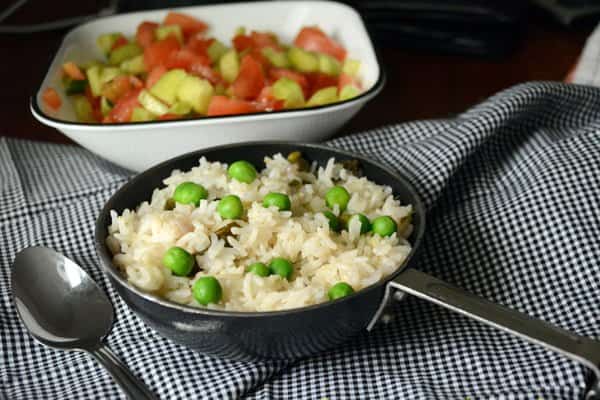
top-left (42, 12), bottom-right (363, 123)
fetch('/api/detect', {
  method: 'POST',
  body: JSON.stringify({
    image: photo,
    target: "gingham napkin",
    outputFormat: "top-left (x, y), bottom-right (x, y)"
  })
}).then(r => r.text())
top-left (1, 82), bottom-right (599, 400)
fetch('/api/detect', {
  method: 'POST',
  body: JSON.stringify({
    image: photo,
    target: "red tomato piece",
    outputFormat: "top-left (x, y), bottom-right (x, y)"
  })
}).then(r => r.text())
top-left (307, 73), bottom-right (338, 96)
top-left (232, 55), bottom-right (265, 100)
top-left (189, 63), bottom-right (222, 85)
top-left (108, 89), bottom-right (141, 123)
top-left (62, 62), bottom-right (85, 80)
top-left (186, 35), bottom-right (213, 57)
top-left (129, 75), bottom-right (144, 89)
top-left (42, 88), bottom-right (61, 110)
top-left (233, 34), bottom-right (254, 52)
top-left (111, 36), bottom-right (128, 51)
top-left (136, 21), bottom-right (159, 48)
top-left (102, 76), bottom-right (132, 103)
top-left (165, 49), bottom-right (210, 70)
top-left (250, 31), bottom-right (280, 49)
top-left (338, 73), bottom-right (360, 91)
top-left (255, 86), bottom-right (284, 111)
top-left (146, 65), bottom-right (167, 88)
top-left (268, 68), bottom-right (309, 97)
top-left (158, 113), bottom-right (180, 121)
top-left (207, 96), bottom-right (257, 116)
top-left (164, 12), bottom-right (208, 36)
top-left (144, 36), bottom-right (181, 69)
top-left (294, 27), bottom-right (346, 61)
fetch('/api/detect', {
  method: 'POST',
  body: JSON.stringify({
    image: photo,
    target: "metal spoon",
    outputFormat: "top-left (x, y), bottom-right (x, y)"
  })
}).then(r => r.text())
top-left (11, 246), bottom-right (157, 400)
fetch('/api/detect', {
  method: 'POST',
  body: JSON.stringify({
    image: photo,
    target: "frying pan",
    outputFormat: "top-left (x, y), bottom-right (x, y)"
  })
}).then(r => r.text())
top-left (95, 142), bottom-right (600, 398)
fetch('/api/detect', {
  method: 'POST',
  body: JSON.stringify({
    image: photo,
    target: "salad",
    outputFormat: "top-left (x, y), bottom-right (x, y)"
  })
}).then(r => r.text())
top-left (42, 12), bottom-right (363, 123)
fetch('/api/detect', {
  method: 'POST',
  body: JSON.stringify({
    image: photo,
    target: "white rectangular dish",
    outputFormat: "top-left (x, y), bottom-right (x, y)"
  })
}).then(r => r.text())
top-left (31, 1), bottom-right (384, 171)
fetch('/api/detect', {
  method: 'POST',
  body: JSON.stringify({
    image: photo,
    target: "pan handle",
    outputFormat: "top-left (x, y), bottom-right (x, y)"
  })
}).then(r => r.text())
top-left (389, 269), bottom-right (600, 400)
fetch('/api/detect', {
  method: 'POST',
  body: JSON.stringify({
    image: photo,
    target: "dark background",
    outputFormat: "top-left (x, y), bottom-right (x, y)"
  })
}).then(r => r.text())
top-left (0, 0), bottom-right (592, 144)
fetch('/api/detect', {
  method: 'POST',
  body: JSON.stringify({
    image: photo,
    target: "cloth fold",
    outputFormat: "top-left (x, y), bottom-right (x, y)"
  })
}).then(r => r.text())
top-left (1, 82), bottom-right (599, 399)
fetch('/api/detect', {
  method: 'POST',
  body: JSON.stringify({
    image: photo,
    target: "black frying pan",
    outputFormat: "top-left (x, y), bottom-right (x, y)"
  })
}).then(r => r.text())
top-left (95, 142), bottom-right (600, 398)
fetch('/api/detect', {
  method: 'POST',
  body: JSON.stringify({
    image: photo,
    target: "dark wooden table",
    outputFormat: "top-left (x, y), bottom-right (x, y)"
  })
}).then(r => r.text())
top-left (0, 5), bottom-right (591, 145)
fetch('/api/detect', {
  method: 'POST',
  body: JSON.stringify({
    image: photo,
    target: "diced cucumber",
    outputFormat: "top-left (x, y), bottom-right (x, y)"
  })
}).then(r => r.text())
top-left (168, 102), bottom-right (192, 115)
top-left (97, 33), bottom-right (122, 55)
top-left (86, 66), bottom-right (103, 97)
top-left (262, 47), bottom-right (290, 68)
top-left (138, 90), bottom-right (169, 115)
top-left (219, 50), bottom-right (239, 83)
top-left (63, 78), bottom-right (87, 95)
top-left (72, 95), bottom-right (94, 122)
top-left (339, 85), bottom-right (360, 101)
top-left (155, 25), bottom-right (183, 44)
top-left (318, 54), bottom-right (341, 76)
top-left (176, 76), bottom-right (214, 114)
top-left (207, 40), bottom-right (229, 64)
top-left (149, 69), bottom-right (188, 105)
top-left (109, 43), bottom-right (143, 65)
top-left (272, 77), bottom-right (305, 108)
top-left (100, 96), bottom-right (113, 116)
top-left (131, 107), bottom-right (156, 122)
top-left (120, 54), bottom-right (146, 74)
top-left (288, 47), bottom-right (318, 73)
top-left (342, 59), bottom-right (361, 77)
top-left (214, 83), bottom-right (227, 95)
top-left (80, 60), bottom-right (103, 70)
top-left (100, 67), bottom-right (122, 85)
top-left (235, 26), bottom-right (246, 36)
top-left (307, 86), bottom-right (338, 107)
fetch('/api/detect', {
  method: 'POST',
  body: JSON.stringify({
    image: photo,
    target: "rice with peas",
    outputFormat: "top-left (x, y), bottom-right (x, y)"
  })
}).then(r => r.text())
top-left (106, 153), bottom-right (413, 312)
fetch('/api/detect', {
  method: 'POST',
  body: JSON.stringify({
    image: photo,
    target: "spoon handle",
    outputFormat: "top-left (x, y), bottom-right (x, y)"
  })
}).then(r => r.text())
top-left (90, 343), bottom-right (158, 400)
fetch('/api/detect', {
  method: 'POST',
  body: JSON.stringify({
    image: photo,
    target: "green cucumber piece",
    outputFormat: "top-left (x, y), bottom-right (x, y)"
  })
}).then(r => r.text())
top-left (219, 50), bottom-right (239, 83)
top-left (97, 33), bottom-right (122, 55)
top-left (214, 83), bottom-right (227, 95)
top-left (120, 54), bottom-right (146, 74)
top-left (262, 47), bottom-right (290, 68)
top-left (149, 69), bottom-right (187, 105)
top-left (342, 59), bottom-right (361, 77)
top-left (86, 66), bottom-right (103, 97)
top-left (100, 67), bottom-right (122, 85)
top-left (155, 25), bottom-right (183, 44)
top-left (109, 43), bottom-right (143, 65)
top-left (288, 47), bottom-right (318, 73)
top-left (100, 96), bottom-right (113, 116)
top-left (176, 76), bottom-right (214, 114)
top-left (307, 86), bottom-right (338, 107)
top-left (272, 77), bottom-right (305, 108)
top-left (131, 107), bottom-right (156, 122)
top-left (235, 26), bottom-right (246, 36)
top-left (339, 85), bottom-right (360, 101)
top-left (168, 102), bottom-right (192, 115)
top-left (318, 54), bottom-right (341, 76)
top-left (72, 95), bottom-right (94, 122)
top-left (63, 78), bottom-right (87, 95)
top-left (207, 40), bottom-right (229, 64)
top-left (138, 90), bottom-right (169, 115)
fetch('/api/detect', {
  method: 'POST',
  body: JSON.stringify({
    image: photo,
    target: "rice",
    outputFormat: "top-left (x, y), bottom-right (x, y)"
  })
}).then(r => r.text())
top-left (107, 153), bottom-right (413, 312)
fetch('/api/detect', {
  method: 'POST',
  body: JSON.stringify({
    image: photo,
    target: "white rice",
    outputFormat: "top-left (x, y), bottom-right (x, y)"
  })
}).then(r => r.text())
top-left (107, 153), bottom-right (413, 312)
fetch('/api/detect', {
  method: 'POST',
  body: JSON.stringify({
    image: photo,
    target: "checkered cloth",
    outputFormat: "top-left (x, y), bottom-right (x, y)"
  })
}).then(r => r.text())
top-left (1, 82), bottom-right (599, 400)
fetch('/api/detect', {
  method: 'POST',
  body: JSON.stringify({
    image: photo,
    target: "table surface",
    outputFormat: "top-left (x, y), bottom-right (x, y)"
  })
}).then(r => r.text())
top-left (0, 5), bottom-right (591, 145)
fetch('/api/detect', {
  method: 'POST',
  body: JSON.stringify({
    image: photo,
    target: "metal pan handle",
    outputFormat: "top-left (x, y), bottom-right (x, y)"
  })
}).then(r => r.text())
top-left (388, 269), bottom-right (600, 400)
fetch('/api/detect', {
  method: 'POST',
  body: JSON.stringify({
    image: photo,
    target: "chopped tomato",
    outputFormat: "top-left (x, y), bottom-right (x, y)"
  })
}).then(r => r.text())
top-left (146, 65), bottom-right (167, 88)
top-left (164, 12), bottom-right (208, 36)
top-left (207, 96), bottom-right (256, 116)
top-left (255, 86), bottom-right (284, 111)
top-left (91, 103), bottom-right (103, 122)
top-left (307, 73), bottom-right (338, 95)
top-left (129, 75), bottom-right (144, 89)
top-left (189, 63), bottom-right (222, 85)
top-left (102, 76), bottom-right (132, 103)
top-left (136, 21), bottom-right (159, 48)
top-left (232, 34), bottom-right (254, 52)
top-left (84, 85), bottom-right (100, 107)
top-left (165, 49), bottom-right (210, 70)
top-left (158, 113), bottom-right (180, 121)
top-left (107, 89), bottom-right (141, 122)
top-left (338, 72), bottom-right (360, 91)
top-left (294, 27), bottom-right (346, 61)
top-left (42, 88), bottom-right (61, 110)
top-left (268, 68), bottom-right (309, 97)
top-left (62, 62), bottom-right (85, 80)
top-left (144, 36), bottom-right (181, 69)
top-left (111, 36), bottom-right (128, 51)
top-left (186, 35), bottom-right (213, 57)
top-left (232, 54), bottom-right (265, 100)
top-left (250, 31), bottom-right (280, 50)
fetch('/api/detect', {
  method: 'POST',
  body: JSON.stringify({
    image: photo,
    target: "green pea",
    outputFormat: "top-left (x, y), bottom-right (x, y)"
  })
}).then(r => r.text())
top-left (325, 186), bottom-right (350, 212)
top-left (328, 282), bottom-right (354, 300)
top-left (192, 276), bottom-right (222, 305)
top-left (349, 213), bottom-right (371, 234)
top-left (269, 257), bottom-right (293, 280)
top-left (322, 211), bottom-right (340, 231)
top-left (263, 192), bottom-right (291, 211)
top-left (162, 246), bottom-right (194, 276)
top-left (172, 182), bottom-right (208, 206)
top-left (246, 262), bottom-right (271, 277)
top-left (372, 216), bottom-right (398, 237)
top-left (228, 160), bottom-right (258, 183)
top-left (217, 195), bottom-right (244, 219)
